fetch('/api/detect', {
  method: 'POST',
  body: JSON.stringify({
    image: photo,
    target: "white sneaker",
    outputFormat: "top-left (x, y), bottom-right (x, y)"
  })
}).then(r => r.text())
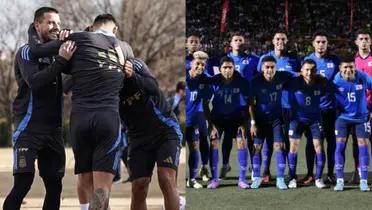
top-left (186, 179), bottom-right (203, 189)
top-left (288, 179), bottom-right (297, 189)
top-left (179, 195), bottom-right (186, 210)
top-left (315, 179), bottom-right (326, 189)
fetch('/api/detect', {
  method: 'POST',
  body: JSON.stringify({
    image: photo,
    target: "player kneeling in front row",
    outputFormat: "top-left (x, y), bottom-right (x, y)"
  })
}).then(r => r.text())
top-left (333, 56), bottom-right (372, 192)
top-left (286, 59), bottom-right (327, 189)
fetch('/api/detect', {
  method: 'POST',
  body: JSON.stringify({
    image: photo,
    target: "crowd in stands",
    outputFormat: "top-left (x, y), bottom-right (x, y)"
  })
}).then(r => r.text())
top-left (186, 0), bottom-right (372, 58)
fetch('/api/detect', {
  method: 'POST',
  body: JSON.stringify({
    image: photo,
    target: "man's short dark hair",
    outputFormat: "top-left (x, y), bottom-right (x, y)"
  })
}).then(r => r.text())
top-left (187, 33), bottom-right (200, 39)
top-left (261, 56), bottom-right (277, 64)
top-left (339, 55), bottom-right (355, 64)
top-left (34, 7), bottom-right (59, 22)
top-left (231, 32), bottom-right (244, 39)
top-left (219, 56), bottom-right (234, 67)
top-left (176, 81), bottom-right (185, 92)
top-left (303, 59), bottom-right (317, 69)
top-left (93, 14), bottom-right (117, 26)
top-left (273, 29), bottom-right (287, 37)
top-left (312, 30), bottom-right (328, 41)
top-left (354, 29), bottom-right (370, 40)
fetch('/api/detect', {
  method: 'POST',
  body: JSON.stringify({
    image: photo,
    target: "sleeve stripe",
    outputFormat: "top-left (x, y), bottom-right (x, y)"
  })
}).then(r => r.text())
top-left (21, 45), bottom-right (30, 61)
top-left (133, 59), bottom-right (143, 69)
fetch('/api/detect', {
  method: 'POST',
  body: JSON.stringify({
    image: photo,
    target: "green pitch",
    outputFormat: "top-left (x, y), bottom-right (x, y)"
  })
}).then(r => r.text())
top-left (186, 138), bottom-right (372, 210)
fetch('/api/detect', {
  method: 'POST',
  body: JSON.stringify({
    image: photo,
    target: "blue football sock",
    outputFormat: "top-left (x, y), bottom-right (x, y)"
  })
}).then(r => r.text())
top-left (237, 148), bottom-right (248, 181)
top-left (252, 152), bottom-right (261, 178)
top-left (188, 149), bottom-right (200, 179)
top-left (276, 150), bottom-right (286, 178)
top-left (288, 152), bottom-right (297, 179)
top-left (359, 145), bottom-right (370, 180)
top-left (335, 141), bottom-right (346, 179)
top-left (315, 152), bottom-right (325, 179)
top-left (210, 148), bottom-right (219, 180)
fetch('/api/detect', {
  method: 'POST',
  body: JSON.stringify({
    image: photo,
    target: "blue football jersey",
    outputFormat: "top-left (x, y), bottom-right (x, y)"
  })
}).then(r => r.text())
top-left (286, 76), bottom-right (328, 122)
top-left (206, 73), bottom-right (250, 120)
top-left (257, 51), bottom-right (301, 73)
top-left (227, 52), bottom-right (259, 81)
top-left (333, 71), bottom-right (372, 122)
top-left (185, 55), bottom-right (192, 73)
top-left (250, 71), bottom-right (294, 121)
top-left (185, 82), bottom-right (210, 117)
top-left (258, 51), bottom-right (301, 108)
top-left (304, 53), bottom-right (339, 110)
top-left (205, 55), bottom-right (223, 76)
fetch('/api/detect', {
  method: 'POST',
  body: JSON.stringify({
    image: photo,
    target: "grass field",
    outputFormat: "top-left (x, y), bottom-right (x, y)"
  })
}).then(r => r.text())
top-left (186, 138), bottom-right (372, 210)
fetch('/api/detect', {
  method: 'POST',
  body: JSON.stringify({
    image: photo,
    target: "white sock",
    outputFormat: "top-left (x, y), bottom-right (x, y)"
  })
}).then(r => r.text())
top-left (80, 203), bottom-right (89, 210)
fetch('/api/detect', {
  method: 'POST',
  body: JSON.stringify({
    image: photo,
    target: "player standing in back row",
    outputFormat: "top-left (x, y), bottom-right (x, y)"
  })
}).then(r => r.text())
top-left (304, 31), bottom-right (339, 184)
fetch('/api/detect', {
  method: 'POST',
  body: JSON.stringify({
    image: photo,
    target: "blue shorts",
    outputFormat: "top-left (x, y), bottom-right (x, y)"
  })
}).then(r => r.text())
top-left (289, 120), bottom-right (322, 139)
top-left (335, 118), bottom-right (370, 139)
top-left (186, 111), bottom-right (208, 138)
top-left (253, 119), bottom-right (284, 144)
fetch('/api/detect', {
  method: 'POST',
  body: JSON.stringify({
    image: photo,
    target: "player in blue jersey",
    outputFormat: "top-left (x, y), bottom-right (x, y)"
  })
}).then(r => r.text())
top-left (332, 56), bottom-right (371, 192)
top-left (186, 34), bottom-right (201, 72)
top-left (186, 36), bottom-right (211, 181)
top-left (249, 56), bottom-right (294, 189)
top-left (286, 59), bottom-right (327, 189)
top-left (195, 56), bottom-right (250, 189)
top-left (219, 33), bottom-right (258, 178)
top-left (227, 33), bottom-right (259, 81)
top-left (303, 31), bottom-right (339, 184)
top-left (257, 30), bottom-right (301, 183)
top-left (185, 51), bottom-right (210, 189)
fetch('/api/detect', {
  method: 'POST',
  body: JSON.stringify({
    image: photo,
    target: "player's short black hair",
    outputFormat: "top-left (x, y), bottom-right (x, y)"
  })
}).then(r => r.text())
top-left (93, 14), bottom-right (117, 26)
top-left (338, 55), bottom-right (355, 64)
top-left (34, 7), bottom-right (59, 22)
top-left (273, 29), bottom-right (287, 37)
top-left (312, 30), bottom-right (328, 41)
top-left (303, 59), bottom-right (317, 69)
top-left (187, 33), bottom-right (201, 39)
top-left (261, 56), bottom-right (277, 64)
top-left (354, 29), bottom-right (370, 40)
top-left (176, 81), bottom-right (185, 92)
top-left (219, 56), bottom-right (234, 67)
top-left (230, 32), bottom-right (245, 39)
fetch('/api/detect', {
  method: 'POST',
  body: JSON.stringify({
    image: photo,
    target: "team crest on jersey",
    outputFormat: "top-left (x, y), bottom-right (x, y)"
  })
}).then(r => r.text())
top-left (242, 59), bottom-right (249, 64)
top-left (278, 68), bottom-right (285, 71)
top-left (261, 89), bottom-right (267, 94)
top-left (338, 87), bottom-right (344, 92)
top-left (356, 84), bottom-right (363, 90)
top-left (314, 90), bottom-right (321, 96)
top-left (233, 88), bottom-right (240, 93)
top-left (327, 63), bottom-right (334, 68)
top-left (368, 61), bottom-right (372, 67)
top-left (276, 84), bottom-right (282, 90)
top-left (19, 155), bottom-right (26, 168)
top-left (199, 84), bottom-right (205, 89)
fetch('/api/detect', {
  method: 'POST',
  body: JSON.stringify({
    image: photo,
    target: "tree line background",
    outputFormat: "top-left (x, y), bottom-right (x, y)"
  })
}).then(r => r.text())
top-left (0, 0), bottom-right (185, 146)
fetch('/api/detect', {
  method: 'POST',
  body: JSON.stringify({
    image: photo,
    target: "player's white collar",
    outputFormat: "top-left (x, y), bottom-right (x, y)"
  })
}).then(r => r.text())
top-left (93, 29), bottom-right (116, 37)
